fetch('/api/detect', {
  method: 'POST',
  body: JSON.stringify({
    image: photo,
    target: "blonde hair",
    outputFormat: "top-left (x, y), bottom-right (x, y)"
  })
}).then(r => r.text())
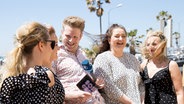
top-left (45, 24), bottom-right (56, 36)
top-left (62, 16), bottom-right (85, 32)
top-left (141, 30), bottom-right (167, 59)
top-left (0, 22), bottom-right (49, 86)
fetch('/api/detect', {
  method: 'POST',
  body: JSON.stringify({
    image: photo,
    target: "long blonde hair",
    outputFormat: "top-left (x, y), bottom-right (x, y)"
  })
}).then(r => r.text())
top-left (0, 22), bottom-right (49, 86)
top-left (141, 30), bottom-right (167, 59)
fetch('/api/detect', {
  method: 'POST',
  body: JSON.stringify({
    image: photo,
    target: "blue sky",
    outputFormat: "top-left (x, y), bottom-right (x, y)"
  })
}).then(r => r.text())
top-left (0, 0), bottom-right (184, 56)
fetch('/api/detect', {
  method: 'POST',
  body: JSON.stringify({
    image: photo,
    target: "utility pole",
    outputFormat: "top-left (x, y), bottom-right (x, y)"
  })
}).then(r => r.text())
top-left (96, 1), bottom-right (103, 36)
top-left (85, 0), bottom-right (110, 43)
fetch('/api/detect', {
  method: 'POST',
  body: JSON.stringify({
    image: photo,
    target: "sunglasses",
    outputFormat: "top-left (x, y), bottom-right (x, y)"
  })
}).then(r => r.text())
top-left (46, 40), bottom-right (57, 50)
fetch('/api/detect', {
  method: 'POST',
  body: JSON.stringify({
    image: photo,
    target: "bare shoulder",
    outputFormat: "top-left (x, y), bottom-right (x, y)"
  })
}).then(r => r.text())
top-left (140, 59), bottom-right (148, 70)
top-left (46, 70), bottom-right (55, 87)
top-left (169, 60), bottom-right (179, 70)
top-left (168, 60), bottom-right (181, 75)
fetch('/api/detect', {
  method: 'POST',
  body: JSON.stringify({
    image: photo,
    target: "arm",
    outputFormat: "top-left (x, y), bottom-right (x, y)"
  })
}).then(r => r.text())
top-left (64, 89), bottom-right (91, 103)
top-left (118, 95), bottom-right (134, 104)
top-left (27, 67), bottom-right (55, 87)
top-left (52, 51), bottom-right (92, 103)
top-left (182, 65), bottom-right (184, 89)
top-left (95, 66), bottom-right (131, 103)
top-left (0, 67), bottom-right (51, 102)
top-left (46, 70), bottom-right (55, 87)
top-left (169, 61), bottom-right (184, 104)
top-left (93, 54), bottom-right (131, 103)
top-left (140, 59), bottom-right (148, 103)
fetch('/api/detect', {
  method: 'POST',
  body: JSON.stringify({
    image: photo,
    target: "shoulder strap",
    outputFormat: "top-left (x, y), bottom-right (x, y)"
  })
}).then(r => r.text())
top-left (146, 59), bottom-right (149, 65)
top-left (168, 60), bottom-right (171, 65)
top-left (167, 60), bottom-right (171, 70)
top-left (141, 59), bottom-right (149, 71)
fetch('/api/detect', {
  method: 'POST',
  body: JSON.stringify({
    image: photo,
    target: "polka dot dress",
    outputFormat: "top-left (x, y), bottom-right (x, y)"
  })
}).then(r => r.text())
top-left (140, 62), bottom-right (177, 104)
top-left (93, 51), bottom-right (143, 104)
top-left (0, 65), bottom-right (65, 104)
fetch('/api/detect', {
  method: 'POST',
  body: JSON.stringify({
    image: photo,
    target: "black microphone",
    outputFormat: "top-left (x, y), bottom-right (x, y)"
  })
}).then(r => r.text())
top-left (81, 60), bottom-right (96, 81)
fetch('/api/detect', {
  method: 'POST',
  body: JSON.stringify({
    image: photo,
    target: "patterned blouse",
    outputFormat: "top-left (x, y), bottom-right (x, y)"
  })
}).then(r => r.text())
top-left (52, 46), bottom-right (105, 104)
top-left (0, 65), bottom-right (65, 104)
top-left (93, 51), bottom-right (144, 104)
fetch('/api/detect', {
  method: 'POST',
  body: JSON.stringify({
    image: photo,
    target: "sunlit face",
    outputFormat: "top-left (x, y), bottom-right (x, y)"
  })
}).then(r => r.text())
top-left (62, 25), bottom-right (82, 53)
top-left (50, 33), bottom-right (59, 61)
top-left (146, 36), bottom-right (162, 58)
top-left (109, 28), bottom-right (127, 52)
top-left (42, 38), bottom-right (53, 66)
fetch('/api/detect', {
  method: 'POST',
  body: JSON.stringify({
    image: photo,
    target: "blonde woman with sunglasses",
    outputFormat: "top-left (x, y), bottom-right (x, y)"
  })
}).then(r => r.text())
top-left (0, 22), bottom-right (65, 103)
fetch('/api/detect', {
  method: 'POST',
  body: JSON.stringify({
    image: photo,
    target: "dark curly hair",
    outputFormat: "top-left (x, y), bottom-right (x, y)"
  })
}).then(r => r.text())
top-left (97, 24), bottom-right (127, 55)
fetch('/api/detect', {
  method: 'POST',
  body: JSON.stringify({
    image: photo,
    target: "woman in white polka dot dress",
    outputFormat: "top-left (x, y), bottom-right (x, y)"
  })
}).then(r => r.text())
top-left (140, 30), bottom-right (184, 104)
top-left (93, 24), bottom-right (144, 104)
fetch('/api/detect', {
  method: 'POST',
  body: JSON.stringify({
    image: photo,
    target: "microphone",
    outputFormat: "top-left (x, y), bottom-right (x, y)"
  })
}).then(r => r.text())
top-left (81, 60), bottom-right (105, 92)
top-left (81, 60), bottom-right (96, 81)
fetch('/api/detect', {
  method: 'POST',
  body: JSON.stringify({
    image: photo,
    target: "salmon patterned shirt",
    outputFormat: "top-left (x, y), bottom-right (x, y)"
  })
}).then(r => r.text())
top-left (52, 46), bottom-right (105, 104)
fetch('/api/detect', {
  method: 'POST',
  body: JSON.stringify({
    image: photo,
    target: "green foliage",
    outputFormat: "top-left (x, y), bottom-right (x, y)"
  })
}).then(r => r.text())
top-left (156, 11), bottom-right (172, 21)
top-left (127, 29), bottom-right (144, 55)
top-left (82, 43), bottom-right (101, 63)
top-left (85, 0), bottom-right (110, 14)
top-left (83, 47), bottom-right (96, 63)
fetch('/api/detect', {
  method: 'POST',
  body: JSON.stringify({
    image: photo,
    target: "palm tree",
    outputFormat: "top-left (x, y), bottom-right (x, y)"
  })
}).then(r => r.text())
top-left (146, 27), bottom-right (153, 33)
top-left (156, 11), bottom-right (172, 54)
top-left (83, 48), bottom-right (96, 63)
top-left (156, 11), bottom-right (172, 21)
top-left (156, 11), bottom-right (172, 20)
top-left (127, 29), bottom-right (144, 55)
top-left (85, 0), bottom-right (110, 41)
top-left (59, 35), bottom-right (62, 43)
top-left (86, 0), bottom-right (110, 12)
top-left (173, 32), bottom-right (180, 47)
top-left (156, 11), bottom-right (172, 32)
top-left (91, 44), bottom-right (100, 54)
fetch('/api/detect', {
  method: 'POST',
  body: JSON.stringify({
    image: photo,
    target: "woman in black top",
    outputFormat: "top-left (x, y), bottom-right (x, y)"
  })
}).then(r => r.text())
top-left (140, 30), bottom-right (183, 104)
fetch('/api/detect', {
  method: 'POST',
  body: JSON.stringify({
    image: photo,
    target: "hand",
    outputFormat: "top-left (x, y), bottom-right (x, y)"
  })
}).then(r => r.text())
top-left (119, 94), bottom-right (135, 104)
top-left (75, 90), bottom-right (92, 103)
top-left (65, 90), bottom-right (92, 103)
top-left (123, 100), bottom-right (135, 104)
top-left (95, 77), bottom-right (105, 89)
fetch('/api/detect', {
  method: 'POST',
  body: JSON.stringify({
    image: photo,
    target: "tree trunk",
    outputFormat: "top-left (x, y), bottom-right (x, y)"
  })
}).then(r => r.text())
top-left (130, 45), bottom-right (136, 55)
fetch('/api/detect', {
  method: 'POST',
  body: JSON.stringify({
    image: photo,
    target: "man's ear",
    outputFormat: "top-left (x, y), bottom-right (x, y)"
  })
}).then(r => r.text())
top-left (80, 32), bottom-right (83, 38)
top-left (79, 33), bottom-right (83, 41)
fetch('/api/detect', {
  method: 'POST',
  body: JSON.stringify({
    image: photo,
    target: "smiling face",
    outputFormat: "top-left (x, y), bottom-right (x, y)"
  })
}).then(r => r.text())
top-left (62, 25), bottom-right (82, 53)
top-left (142, 30), bottom-right (167, 59)
top-left (146, 36), bottom-right (163, 58)
top-left (50, 33), bottom-right (59, 61)
top-left (109, 27), bottom-right (127, 52)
